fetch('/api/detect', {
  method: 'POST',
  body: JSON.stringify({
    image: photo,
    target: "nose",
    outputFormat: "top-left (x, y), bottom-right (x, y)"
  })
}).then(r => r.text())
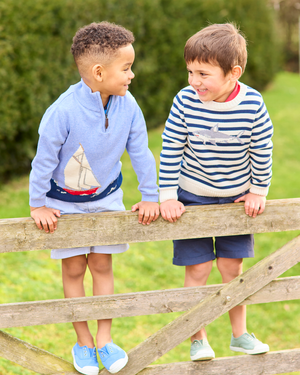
top-left (189, 74), bottom-right (201, 86)
top-left (129, 69), bottom-right (135, 79)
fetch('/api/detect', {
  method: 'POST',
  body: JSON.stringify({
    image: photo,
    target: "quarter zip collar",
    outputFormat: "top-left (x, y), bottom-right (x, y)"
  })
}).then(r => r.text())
top-left (74, 79), bottom-right (104, 113)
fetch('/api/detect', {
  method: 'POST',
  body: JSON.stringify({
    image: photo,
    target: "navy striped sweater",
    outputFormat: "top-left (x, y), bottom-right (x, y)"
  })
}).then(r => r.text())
top-left (159, 82), bottom-right (273, 202)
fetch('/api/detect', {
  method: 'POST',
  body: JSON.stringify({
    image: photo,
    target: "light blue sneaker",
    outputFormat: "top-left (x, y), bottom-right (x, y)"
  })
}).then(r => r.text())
top-left (72, 343), bottom-right (99, 375)
top-left (190, 338), bottom-right (215, 361)
top-left (230, 333), bottom-right (269, 354)
top-left (98, 341), bottom-right (128, 374)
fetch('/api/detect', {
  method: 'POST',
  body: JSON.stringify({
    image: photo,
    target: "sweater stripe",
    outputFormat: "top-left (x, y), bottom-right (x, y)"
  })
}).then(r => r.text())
top-left (159, 83), bottom-right (273, 199)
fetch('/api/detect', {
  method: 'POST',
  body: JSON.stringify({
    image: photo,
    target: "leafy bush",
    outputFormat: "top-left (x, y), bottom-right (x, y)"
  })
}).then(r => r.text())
top-left (0, 0), bottom-right (280, 181)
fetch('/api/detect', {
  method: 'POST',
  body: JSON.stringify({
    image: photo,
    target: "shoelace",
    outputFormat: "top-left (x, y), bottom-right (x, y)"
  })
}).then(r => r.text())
top-left (99, 344), bottom-right (114, 358)
top-left (83, 347), bottom-right (88, 357)
top-left (82, 346), bottom-right (96, 358)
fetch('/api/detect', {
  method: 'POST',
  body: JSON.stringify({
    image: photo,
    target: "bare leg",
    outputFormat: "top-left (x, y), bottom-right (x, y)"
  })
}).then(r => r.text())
top-left (62, 255), bottom-right (94, 348)
top-left (88, 253), bottom-right (114, 349)
top-left (184, 261), bottom-right (213, 342)
top-left (217, 257), bottom-right (246, 338)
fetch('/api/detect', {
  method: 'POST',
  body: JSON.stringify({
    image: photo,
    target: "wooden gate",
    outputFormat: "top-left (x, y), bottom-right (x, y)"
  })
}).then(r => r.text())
top-left (1, 198), bottom-right (300, 375)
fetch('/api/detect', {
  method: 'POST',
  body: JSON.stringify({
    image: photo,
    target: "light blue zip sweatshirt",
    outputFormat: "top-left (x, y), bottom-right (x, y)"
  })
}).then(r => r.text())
top-left (29, 79), bottom-right (158, 206)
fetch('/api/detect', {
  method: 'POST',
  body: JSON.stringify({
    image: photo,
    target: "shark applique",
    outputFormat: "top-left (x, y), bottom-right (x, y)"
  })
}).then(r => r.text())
top-left (192, 124), bottom-right (244, 145)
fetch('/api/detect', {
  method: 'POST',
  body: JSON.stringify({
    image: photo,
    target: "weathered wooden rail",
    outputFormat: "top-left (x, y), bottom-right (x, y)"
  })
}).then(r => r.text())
top-left (0, 198), bottom-right (300, 375)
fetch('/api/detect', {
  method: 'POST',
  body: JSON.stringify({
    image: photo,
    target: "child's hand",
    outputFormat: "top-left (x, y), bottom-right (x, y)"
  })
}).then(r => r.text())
top-left (131, 201), bottom-right (160, 225)
top-left (234, 193), bottom-right (266, 218)
top-left (30, 206), bottom-right (61, 233)
top-left (160, 199), bottom-right (186, 223)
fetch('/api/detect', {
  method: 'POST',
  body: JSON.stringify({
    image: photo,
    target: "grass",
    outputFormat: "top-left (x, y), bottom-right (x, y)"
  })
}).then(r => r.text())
top-left (0, 71), bottom-right (300, 375)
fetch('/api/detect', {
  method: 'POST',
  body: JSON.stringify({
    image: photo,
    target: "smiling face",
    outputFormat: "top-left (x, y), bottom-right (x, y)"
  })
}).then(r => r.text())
top-left (99, 44), bottom-right (135, 102)
top-left (187, 60), bottom-right (237, 103)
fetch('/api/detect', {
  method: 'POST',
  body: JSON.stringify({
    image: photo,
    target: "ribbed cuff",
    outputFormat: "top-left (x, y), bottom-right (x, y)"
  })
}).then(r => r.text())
top-left (159, 188), bottom-right (178, 203)
top-left (249, 185), bottom-right (269, 197)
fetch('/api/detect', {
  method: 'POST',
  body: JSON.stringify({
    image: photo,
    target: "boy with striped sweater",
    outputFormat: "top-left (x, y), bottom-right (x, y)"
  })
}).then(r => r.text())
top-left (159, 23), bottom-right (272, 360)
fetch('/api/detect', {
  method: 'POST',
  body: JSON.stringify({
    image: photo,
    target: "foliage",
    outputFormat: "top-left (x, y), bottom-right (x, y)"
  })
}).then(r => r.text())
top-left (0, 72), bottom-right (300, 375)
top-left (270, 0), bottom-right (300, 72)
top-left (0, 0), bottom-right (280, 181)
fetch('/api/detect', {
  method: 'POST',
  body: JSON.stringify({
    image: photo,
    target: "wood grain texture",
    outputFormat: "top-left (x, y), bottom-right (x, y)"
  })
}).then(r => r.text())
top-left (98, 235), bottom-right (300, 375)
top-left (1, 198), bottom-right (300, 253)
top-left (0, 330), bottom-right (75, 375)
top-left (1, 198), bottom-right (300, 375)
top-left (0, 276), bottom-right (299, 329)
top-left (1, 326), bottom-right (299, 375)
top-left (139, 349), bottom-right (300, 375)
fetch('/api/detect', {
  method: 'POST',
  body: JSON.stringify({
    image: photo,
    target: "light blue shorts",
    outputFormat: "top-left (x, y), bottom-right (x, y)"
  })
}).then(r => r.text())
top-left (46, 188), bottom-right (129, 259)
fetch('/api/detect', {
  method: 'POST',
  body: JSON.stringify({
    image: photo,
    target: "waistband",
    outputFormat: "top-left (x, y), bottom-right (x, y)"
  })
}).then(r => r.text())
top-left (46, 172), bottom-right (123, 203)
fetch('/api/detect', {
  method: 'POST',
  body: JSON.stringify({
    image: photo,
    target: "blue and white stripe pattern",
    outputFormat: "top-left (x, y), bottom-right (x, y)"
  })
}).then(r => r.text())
top-left (159, 82), bottom-right (273, 202)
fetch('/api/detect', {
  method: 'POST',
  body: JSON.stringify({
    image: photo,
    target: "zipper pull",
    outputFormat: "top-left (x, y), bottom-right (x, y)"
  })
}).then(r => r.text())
top-left (104, 96), bottom-right (112, 130)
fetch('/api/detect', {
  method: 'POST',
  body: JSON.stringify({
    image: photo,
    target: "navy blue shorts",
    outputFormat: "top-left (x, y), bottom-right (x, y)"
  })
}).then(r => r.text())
top-left (173, 188), bottom-right (254, 266)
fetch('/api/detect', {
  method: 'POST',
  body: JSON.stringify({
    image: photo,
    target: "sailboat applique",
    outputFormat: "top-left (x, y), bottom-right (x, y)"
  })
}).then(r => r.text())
top-left (63, 144), bottom-right (101, 196)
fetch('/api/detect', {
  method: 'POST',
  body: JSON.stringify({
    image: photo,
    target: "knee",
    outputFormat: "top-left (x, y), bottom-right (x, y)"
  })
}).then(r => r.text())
top-left (217, 258), bottom-right (243, 281)
top-left (62, 257), bottom-right (87, 279)
top-left (186, 262), bottom-right (212, 284)
top-left (88, 254), bottom-right (112, 275)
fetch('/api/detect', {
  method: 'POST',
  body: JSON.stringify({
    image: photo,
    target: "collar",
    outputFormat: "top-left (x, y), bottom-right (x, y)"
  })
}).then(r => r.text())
top-left (225, 82), bottom-right (240, 102)
top-left (74, 79), bottom-right (106, 112)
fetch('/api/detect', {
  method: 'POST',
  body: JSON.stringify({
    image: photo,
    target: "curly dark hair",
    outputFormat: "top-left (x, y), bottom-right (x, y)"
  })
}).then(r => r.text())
top-left (71, 21), bottom-right (135, 62)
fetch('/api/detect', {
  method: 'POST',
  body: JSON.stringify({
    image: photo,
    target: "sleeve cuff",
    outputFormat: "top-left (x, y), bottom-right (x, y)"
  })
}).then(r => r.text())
top-left (141, 193), bottom-right (159, 202)
top-left (159, 188), bottom-right (178, 203)
top-left (249, 185), bottom-right (269, 197)
top-left (29, 198), bottom-right (46, 207)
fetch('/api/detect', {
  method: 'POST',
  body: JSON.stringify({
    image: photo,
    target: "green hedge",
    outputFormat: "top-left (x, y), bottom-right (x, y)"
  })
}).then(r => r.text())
top-left (0, 0), bottom-right (280, 181)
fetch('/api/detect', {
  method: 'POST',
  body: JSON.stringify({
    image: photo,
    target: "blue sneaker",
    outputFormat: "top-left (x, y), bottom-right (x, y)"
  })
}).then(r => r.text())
top-left (98, 341), bottom-right (128, 374)
top-left (72, 343), bottom-right (99, 375)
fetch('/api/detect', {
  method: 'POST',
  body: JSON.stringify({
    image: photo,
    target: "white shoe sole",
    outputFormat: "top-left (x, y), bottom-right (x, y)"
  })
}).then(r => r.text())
top-left (72, 348), bottom-right (99, 375)
top-left (108, 353), bottom-right (128, 373)
top-left (191, 350), bottom-right (215, 361)
top-left (230, 344), bottom-right (269, 355)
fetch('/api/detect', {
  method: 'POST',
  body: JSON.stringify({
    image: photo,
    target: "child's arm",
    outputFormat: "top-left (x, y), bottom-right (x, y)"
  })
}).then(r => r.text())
top-left (244, 97), bottom-right (272, 217)
top-left (160, 199), bottom-right (186, 223)
top-left (125, 100), bottom-right (159, 223)
top-left (159, 93), bottom-right (188, 223)
top-left (131, 201), bottom-right (160, 225)
top-left (29, 107), bottom-right (67, 233)
top-left (30, 206), bottom-right (61, 233)
top-left (234, 193), bottom-right (266, 218)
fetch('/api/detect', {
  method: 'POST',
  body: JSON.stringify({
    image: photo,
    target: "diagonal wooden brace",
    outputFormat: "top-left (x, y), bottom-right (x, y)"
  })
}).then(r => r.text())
top-left (0, 329), bottom-right (76, 375)
top-left (99, 235), bottom-right (300, 375)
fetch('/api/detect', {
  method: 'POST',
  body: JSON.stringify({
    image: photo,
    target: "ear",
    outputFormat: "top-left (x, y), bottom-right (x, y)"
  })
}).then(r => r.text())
top-left (91, 64), bottom-right (104, 82)
top-left (230, 65), bottom-right (242, 81)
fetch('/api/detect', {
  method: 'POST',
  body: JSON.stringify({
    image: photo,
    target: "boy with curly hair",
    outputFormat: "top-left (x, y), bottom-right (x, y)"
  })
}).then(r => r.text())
top-left (159, 23), bottom-right (272, 360)
top-left (30, 21), bottom-right (159, 375)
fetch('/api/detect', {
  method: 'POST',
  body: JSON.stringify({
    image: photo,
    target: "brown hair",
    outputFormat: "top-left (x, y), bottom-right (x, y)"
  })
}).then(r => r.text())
top-left (71, 21), bottom-right (135, 67)
top-left (184, 23), bottom-right (247, 76)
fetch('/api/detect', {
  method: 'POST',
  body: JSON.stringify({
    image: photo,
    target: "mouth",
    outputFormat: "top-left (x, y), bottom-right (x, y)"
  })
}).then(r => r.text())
top-left (196, 88), bottom-right (207, 95)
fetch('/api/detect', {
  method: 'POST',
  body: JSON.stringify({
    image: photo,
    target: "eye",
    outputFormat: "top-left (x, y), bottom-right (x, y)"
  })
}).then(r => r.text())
top-left (123, 65), bottom-right (132, 72)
